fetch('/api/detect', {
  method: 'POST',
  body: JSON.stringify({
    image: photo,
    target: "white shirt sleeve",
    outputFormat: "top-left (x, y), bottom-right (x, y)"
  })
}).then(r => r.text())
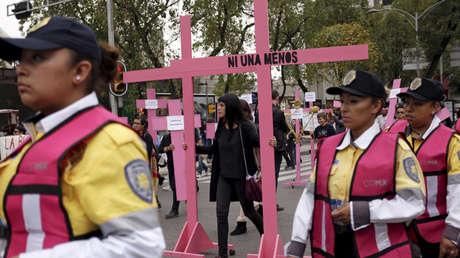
top-left (446, 183), bottom-right (460, 230)
top-left (19, 227), bottom-right (165, 258)
top-left (369, 193), bottom-right (425, 224)
top-left (290, 187), bottom-right (314, 244)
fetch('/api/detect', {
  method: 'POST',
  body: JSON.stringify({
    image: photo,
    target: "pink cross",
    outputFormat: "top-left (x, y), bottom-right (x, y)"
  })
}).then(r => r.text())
top-left (150, 99), bottom-right (201, 201)
top-left (124, 0), bottom-right (367, 256)
top-left (136, 88), bottom-right (167, 138)
top-left (384, 79), bottom-right (406, 129)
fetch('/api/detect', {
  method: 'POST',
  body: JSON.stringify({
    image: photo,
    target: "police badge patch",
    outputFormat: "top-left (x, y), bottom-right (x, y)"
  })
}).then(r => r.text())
top-left (410, 78), bottom-right (422, 91)
top-left (403, 157), bottom-right (420, 183)
top-left (124, 159), bottom-right (153, 203)
top-left (342, 70), bottom-right (356, 86)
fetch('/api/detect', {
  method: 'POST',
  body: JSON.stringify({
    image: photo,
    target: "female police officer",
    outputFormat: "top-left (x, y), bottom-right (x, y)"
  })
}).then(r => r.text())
top-left (394, 78), bottom-right (460, 258)
top-left (286, 70), bottom-right (426, 258)
top-left (0, 16), bottom-right (165, 257)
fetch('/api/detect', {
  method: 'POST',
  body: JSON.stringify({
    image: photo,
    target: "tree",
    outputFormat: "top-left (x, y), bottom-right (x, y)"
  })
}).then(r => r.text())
top-left (304, 22), bottom-right (382, 87)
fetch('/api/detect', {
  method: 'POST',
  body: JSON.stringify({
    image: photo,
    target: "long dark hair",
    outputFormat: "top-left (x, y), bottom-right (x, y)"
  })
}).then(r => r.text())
top-left (217, 93), bottom-right (242, 132)
top-left (240, 99), bottom-right (253, 121)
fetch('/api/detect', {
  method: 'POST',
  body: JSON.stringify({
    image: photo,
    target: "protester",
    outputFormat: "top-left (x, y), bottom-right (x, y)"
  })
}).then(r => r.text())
top-left (272, 90), bottom-right (291, 211)
top-left (394, 77), bottom-right (460, 258)
top-left (13, 125), bottom-right (26, 135)
top-left (0, 16), bottom-right (164, 257)
top-left (229, 99), bottom-right (263, 236)
top-left (395, 103), bottom-right (405, 120)
top-left (191, 93), bottom-right (276, 258)
top-left (313, 112), bottom-right (335, 140)
top-left (159, 131), bottom-right (181, 219)
top-left (287, 70), bottom-right (426, 258)
top-left (376, 106), bottom-right (388, 129)
top-left (132, 115), bottom-right (161, 208)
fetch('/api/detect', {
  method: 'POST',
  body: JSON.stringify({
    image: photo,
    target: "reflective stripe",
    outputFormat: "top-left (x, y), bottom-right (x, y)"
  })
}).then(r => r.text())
top-left (426, 176), bottom-right (440, 217)
top-left (100, 207), bottom-right (160, 236)
top-left (23, 194), bottom-right (44, 252)
top-left (321, 203), bottom-right (326, 252)
top-left (374, 223), bottom-right (391, 251)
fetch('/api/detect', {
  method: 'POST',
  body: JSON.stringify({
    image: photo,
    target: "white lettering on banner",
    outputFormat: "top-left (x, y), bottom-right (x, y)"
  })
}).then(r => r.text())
top-left (389, 89), bottom-right (401, 99)
top-left (305, 92), bottom-right (316, 102)
top-left (291, 109), bottom-right (303, 120)
top-left (145, 99), bottom-right (158, 109)
top-left (0, 135), bottom-right (28, 161)
top-left (240, 94), bottom-right (253, 104)
top-left (167, 116), bottom-right (185, 131)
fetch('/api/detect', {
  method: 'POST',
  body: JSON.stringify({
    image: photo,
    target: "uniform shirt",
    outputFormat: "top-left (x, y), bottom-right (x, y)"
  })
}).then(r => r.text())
top-left (0, 92), bottom-right (165, 258)
top-left (287, 120), bottom-right (426, 257)
top-left (404, 116), bottom-right (460, 245)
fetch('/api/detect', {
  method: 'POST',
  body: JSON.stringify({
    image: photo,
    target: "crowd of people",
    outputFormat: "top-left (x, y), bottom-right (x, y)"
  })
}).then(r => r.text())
top-left (0, 15), bottom-right (459, 258)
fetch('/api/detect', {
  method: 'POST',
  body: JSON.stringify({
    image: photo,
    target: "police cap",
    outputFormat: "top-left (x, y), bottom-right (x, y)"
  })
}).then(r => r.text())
top-left (397, 77), bottom-right (444, 101)
top-left (326, 70), bottom-right (386, 98)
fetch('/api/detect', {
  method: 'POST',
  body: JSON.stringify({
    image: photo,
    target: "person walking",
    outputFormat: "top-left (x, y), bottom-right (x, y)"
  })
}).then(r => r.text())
top-left (286, 70), bottom-right (426, 258)
top-left (193, 94), bottom-right (276, 258)
top-left (159, 131), bottom-right (181, 219)
top-left (393, 77), bottom-right (460, 258)
top-left (0, 16), bottom-right (165, 257)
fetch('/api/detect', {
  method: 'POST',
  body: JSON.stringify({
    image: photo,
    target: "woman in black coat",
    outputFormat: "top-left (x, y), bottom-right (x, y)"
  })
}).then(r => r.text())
top-left (195, 94), bottom-right (274, 258)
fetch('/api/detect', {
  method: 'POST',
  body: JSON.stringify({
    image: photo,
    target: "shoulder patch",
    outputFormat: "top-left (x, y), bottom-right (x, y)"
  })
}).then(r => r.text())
top-left (124, 159), bottom-right (153, 203)
top-left (403, 157), bottom-right (420, 183)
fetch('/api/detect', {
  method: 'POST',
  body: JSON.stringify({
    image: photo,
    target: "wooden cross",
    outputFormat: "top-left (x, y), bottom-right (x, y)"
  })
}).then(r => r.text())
top-left (150, 99), bottom-right (201, 201)
top-left (124, 0), bottom-right (368, 256)
top-left (136, 88), bottom-right (168, 138)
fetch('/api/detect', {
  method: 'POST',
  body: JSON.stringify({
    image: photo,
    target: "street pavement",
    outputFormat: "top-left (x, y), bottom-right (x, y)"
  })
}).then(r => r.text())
top-left (157, 146), bottom-right (313, 257)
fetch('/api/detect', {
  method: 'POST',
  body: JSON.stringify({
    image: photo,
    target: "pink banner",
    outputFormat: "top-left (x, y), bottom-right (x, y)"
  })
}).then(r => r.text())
top-left (206, 123), bottom-right (217, 139)
top-left (333, 100), bottom-right (341, 108)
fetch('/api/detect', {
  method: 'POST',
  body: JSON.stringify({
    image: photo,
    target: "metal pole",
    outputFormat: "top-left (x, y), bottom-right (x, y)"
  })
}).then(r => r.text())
top-left (107, 0), bottom-right (118, 115)
top-left (205, 80), bottom-right (208, 108)
top-left (415, 11), bottom-right (420, 77)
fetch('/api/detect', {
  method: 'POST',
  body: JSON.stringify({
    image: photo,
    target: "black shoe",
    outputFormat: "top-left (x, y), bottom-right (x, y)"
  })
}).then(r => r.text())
top-left (277, 204), bottom-right (284, 212)
top-left (230, 222), bottom-right (247, 236)
top-left (165, 210), bottom-right (179, 219)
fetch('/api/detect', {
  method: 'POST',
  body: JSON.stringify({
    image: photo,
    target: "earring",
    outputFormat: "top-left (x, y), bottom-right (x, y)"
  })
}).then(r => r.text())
top-left (76, 75), bottom-right (81, 81)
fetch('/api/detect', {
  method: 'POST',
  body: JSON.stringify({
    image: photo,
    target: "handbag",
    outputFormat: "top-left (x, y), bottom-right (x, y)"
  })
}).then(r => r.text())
top-left (239, 126), bottom-right (262, 202)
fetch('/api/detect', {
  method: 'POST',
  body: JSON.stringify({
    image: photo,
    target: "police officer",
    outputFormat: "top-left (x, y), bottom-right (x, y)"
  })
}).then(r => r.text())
top-left (0, 16), bottom-right (164, 257)
top-left (394, 77), bottom-right (460, 258)
top-left (286, 70), bottom-right (426, 258)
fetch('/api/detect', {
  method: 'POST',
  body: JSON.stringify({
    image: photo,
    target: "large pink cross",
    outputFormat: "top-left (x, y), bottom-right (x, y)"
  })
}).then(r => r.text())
top-left (150, 99), bottom-right (201, 201)
top-left (124, 0), bottom-right (368, 256)
top-left (136, 88), bottom-right (168, 138)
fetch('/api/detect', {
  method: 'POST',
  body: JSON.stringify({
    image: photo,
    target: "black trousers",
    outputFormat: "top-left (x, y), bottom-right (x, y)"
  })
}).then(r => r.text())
top-left (274, 151), bottom-right (282, 189)
top-left (168, 167), bottom-right (180, 211)
top-left (216, 176), bottom-right (263, 257)
top-left (334, 231), bottom-right (358, 258)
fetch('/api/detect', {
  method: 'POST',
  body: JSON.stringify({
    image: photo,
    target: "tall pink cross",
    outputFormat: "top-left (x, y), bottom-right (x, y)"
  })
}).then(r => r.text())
top-left (136, 88), bottom-right (168, 138)
top-left (282, 90), bottom-right (308, 187)
top-left (150, 99), bottom-right (201, 201)
top-left (124, 0), bottom-right (368, 256)
top-left (384, 79), bottom-right (405, 129)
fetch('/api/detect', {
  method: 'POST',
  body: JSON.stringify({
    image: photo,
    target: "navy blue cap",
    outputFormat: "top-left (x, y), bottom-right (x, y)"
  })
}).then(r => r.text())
top-left (326, 69), bottom-right (386, 98)
top-left (0, 16), bottom-right (101, 63)
top-left (397, 77), bottom-right (445, 101)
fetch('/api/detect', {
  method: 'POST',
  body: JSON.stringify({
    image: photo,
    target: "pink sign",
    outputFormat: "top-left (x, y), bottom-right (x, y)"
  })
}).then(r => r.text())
top-left (206, 123), bottom-right (217, 139)
top-left (333, 100), bottom-right (341, 108)
top-left (436, 107), bottom-right (451, 122)
top-left (124, 0), bottom-right (368, 256)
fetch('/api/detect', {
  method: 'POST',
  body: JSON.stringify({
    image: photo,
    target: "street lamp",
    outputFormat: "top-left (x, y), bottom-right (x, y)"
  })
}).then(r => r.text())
top-left (368, 0), bottom-right (449, 76)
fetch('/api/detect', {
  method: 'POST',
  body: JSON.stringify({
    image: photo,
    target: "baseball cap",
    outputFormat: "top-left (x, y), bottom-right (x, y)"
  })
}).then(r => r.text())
top-left (0, 16), bottom-right (101, 63)
top-left (397, 77), bottom-right (445, 101)
top-left (326, 70), bottom-right (386, 98)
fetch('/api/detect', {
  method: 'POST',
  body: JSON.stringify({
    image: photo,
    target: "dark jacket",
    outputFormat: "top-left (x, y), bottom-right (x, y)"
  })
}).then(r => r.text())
top-left (196, 119), bottom-right (259, 202)
top-left (159, 134), bottom-right (174, 173)
top-left (273, 104), bottom-right (290, 152)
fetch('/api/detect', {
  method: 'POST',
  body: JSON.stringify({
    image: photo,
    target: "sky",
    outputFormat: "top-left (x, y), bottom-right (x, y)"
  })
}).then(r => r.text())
top-left (0, 0), bottom-right (23, 37)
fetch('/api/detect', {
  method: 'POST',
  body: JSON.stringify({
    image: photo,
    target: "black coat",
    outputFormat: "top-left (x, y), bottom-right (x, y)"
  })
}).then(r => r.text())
top-left (196, 119), bottom-right (259, 202)
top-left (272, 104), bottom-right (290, 152)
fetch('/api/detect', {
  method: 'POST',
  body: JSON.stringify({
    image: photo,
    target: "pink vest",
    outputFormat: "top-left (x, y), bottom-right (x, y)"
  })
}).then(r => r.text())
top-left (413, 124), bottom-right (453, 244)
top-left (3, 106), bottom-right (125, 257)
top-left (311, 132), bottom-right (412, 257)
top-left (388, 120), bottom-right (407, 134)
